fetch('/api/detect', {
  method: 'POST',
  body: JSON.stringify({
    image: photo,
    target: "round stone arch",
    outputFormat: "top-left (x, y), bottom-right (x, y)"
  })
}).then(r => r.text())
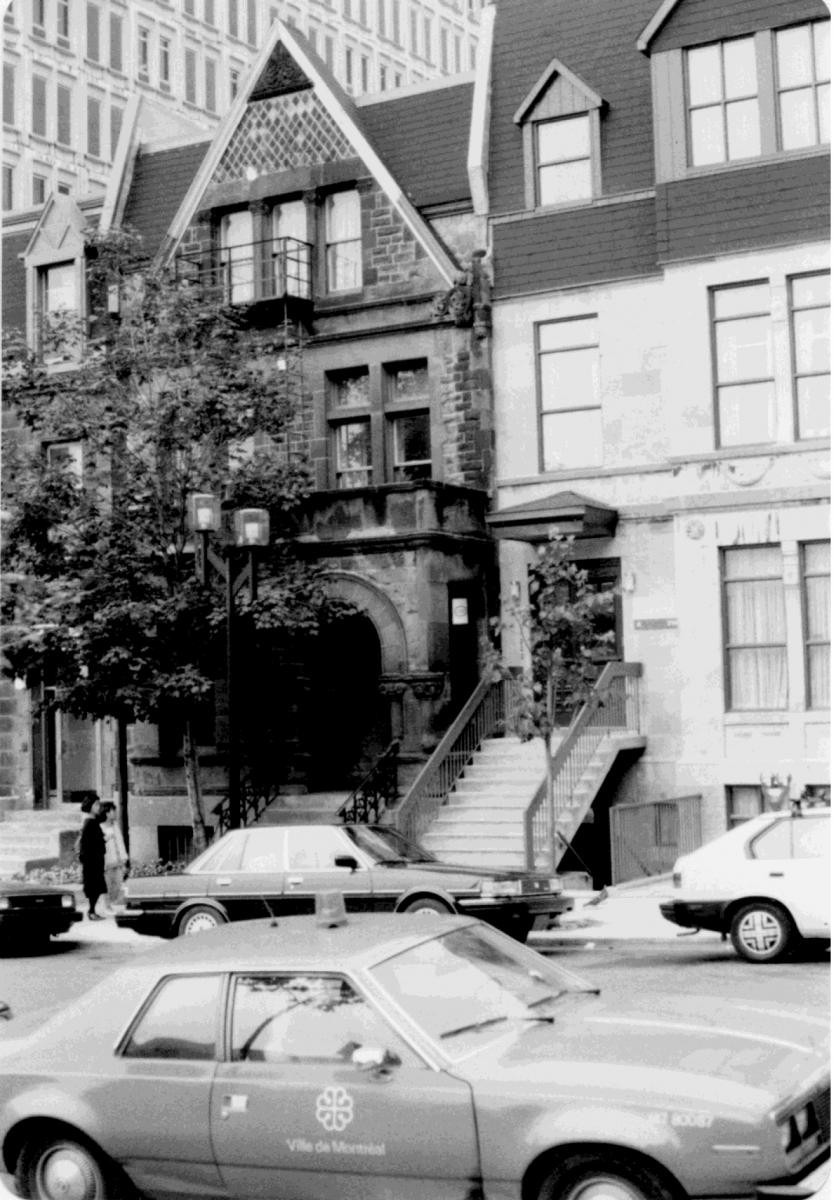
top-left (322, 571), bottom-right (409, 675)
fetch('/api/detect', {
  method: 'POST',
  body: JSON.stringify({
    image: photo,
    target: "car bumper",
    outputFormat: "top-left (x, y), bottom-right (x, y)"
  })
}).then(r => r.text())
top-left (755, 1154), bottom-right (830, 1199)
top-left (458, 894), bottom-right (573, 922)
top-left (660, 899), bottom-right (727, 934)
top-left (0, 909), bottom-right (81, 937)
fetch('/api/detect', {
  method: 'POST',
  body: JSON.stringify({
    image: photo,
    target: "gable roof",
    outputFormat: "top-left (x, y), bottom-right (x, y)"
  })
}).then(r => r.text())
top-left (122, 140), bottom-right (211, 257)
top-left (358, 82), bottom-right (475, 208)
top-left (159, 19), bottom-right (460, 285)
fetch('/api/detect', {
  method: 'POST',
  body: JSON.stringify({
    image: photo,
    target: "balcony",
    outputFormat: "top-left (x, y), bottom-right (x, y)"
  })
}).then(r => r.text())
top-left (174, 236), bottom-right (314, 328)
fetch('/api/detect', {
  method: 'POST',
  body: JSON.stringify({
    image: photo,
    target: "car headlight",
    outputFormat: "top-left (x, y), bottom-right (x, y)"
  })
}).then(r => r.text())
top-left (0, 897), bottom-right (9, 910)
top-left (61, 894), bottom-right (74, 909)
top-left (481, 879), bottom-right (523, 898)
top-left (548, 876), bottom-right (563, 893)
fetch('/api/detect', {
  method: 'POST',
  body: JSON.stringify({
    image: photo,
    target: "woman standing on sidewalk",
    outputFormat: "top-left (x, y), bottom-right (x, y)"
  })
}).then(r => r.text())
top-left (101, 803), bottom-right (128, 910)
top-left (78, 795), bottom-right (106, 920)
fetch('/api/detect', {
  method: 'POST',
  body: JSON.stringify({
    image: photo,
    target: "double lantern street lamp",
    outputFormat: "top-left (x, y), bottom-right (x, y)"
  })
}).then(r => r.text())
top-left (188, 493), bottom-right (270, 832)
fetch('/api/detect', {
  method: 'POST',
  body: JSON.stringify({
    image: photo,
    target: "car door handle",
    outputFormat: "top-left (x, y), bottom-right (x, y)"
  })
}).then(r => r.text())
top-left (768, 871), bottom-right (785, 877)
top-left (288, 876), bottom-right (304, 887)
top-left (215, 877), bottom-right (232, 887)
top-left (220, 1094), bottom-right (248, 1119)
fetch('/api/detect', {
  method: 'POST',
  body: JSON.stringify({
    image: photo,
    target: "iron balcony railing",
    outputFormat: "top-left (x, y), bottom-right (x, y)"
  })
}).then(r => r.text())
top-left (394, 672), bottom-right (524, 846)
top-left (524, 661), bottom-right (642, 871)
top-left (175, 236), bottom-right (313, 306)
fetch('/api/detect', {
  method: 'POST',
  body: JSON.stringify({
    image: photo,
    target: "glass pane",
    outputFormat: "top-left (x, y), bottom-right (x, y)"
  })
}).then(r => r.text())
top-left (688, 43), bottom-right (723, 105)
top-left (797, 376), bottom-right (831, 439)
top-left (751, 821), bottom-right (792, 859)
top-left (804, 541), bottom-right (831, 573)
top-left (724, 545), bottom-right (782, 580)
top-left (390, 363), bottom-right (429, 403)
top-left (336, 422), bottom-right (370, 468)
top-left (792, 273), bottom-right (830, 308)
top-left (714, 282), bottom-right (769, 319)
top-left (331, 371), bottom-right (369, 408)
top-left (809, 645), bottom-right (830, 708)
top-left (122, 975), bottom-right (221, 1060)
top-left (542, 408), bottom-right (603, 470)
top-left (729, 786), bottom-right (762, 822)
top-left (819, 83), bottom-right (830, 142)
top-left (814, 22), bottom-right (830, 83)
top-left (726, 97), bottom-right (761, 158)
top-left (723, 37), bottom-right (758, 98)
top-left (792, 818), bottom-right (830, 859)
top-left (539, 317), bottom-right (597, 353)
top-left (715, 316), bottom-right (772, 382)
top-left (327, 239), bottom-right (361, 291)
top-left (540, 346), bottom-right (599, 411)
top-left (45, 263), bottom-right (77, 312)
top-left (793, 307), bottom-right (830, 373)
top-left (325, 189), bottom-right (360, 239)
top-left (777, 24), bottom-right (813, 89)
top-left (729, 646), bottom-right (788, 709)
top-left (273, 199), bottom-right (307, 241)
top-left (285, 827), bottom-right (345, 870)
top-left (718, 382), bottom-right (775, 445)
top-left (240, 829), bottom-right (286, 872)
top-left (726, 577), bottom-right (786, 640)
top-left (805, 574), bottom-right (830, 640)
top-left (780, 88), bottom-right (816, 149)
top-left (392, 412), bottom-right (430, 464)
top-left (690, 105), bottom-right (725, 165)
top-left (538, 158), bottom-right (592, 205)
top-left (536, 114), bottom-right (590, 163)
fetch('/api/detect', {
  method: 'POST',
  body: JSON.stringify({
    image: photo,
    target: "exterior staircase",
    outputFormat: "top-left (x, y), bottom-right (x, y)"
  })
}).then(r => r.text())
top-left (0, 807), bottom-right (86, 879)
top-left (419, 737), bottom-right (549, 870)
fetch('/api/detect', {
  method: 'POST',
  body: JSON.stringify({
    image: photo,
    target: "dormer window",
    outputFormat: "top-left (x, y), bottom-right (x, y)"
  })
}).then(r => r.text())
top-left (38, 260), bottom-right (80, 360)
top-left (776, 22), bottom-right (830, 150)
top-left (686, 37), bottom-right (761, 166)
top-left (514, 59), bottom-right (604, 210)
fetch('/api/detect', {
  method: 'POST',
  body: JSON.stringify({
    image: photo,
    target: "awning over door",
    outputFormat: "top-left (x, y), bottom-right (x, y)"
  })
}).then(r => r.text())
top-left (486, 490), bottom-right (617, 541)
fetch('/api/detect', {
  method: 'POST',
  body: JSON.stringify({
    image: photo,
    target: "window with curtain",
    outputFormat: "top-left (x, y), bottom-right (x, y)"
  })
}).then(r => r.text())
top-left (712, 281), bottom-right (774, 447)
top-left (686, 37), bottom-right (761, 166)
top-left (333, 420), bottom-right (371, 487)
top-left (723, 546), bottom-right (787, 710)
top-left (271, 200), bottom-right (310, 297)
top-left (325, 190), bottom-right (361, 292)
top-left (802, 541), bottom-right (830, 709)
top-left (790, 272), bottom-right (830, 439)
top-left (219, 210), bottom-right (254, 304)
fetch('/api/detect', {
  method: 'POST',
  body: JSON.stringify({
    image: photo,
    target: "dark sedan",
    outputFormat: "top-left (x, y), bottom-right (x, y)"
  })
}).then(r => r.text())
top-left (0, 880), bottom-right (81, 945)
top-left (116, 823), bottom-right (572, 940)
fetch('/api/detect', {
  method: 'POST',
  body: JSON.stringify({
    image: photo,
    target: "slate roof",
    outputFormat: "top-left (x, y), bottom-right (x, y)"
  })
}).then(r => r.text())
top-left (2, 231), bottom-right (30, 333)
top-left (489, 0), bottom-right (659, 215)
top-left (359, 82), bottom-right (474, 209)
top-left (122, 140), bottom-right (210, 257)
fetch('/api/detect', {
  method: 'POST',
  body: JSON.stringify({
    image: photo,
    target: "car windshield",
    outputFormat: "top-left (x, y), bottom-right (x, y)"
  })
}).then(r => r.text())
top-left (344, 825), bottom-right (437, 864)
top-left (370, 924), bottom-right (598, 1059)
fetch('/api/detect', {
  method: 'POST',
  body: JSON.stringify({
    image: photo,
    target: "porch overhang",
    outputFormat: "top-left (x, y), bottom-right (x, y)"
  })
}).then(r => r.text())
top-left (487, 490), bottom-right (618, 541)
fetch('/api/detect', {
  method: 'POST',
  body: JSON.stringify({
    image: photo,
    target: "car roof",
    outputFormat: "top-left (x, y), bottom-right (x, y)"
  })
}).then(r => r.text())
top-left (133, 912), bottom-right (478, 975)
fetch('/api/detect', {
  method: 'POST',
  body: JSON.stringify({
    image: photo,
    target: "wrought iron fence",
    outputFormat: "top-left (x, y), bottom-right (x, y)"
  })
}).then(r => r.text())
top-left (524, 662), bottom-right (642, 871)
top-left (394, 673), bottom-right (523, 845)
top-left (175, 236), bottom-right (313, 305)
top-left (338, 741), bottom-right (400, 824)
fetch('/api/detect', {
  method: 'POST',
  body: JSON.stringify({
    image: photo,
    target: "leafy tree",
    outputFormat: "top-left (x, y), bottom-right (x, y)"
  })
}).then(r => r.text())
top-left (2, 227), bottom-right (338, 853)
top-left (489, 535), bottom-right (616, 872)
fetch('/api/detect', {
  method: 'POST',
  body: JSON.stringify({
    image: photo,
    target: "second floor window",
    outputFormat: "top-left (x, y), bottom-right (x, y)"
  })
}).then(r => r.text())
top-left (334, 420), bottom-right (371, 488)
top-left (535, 114), bottom-right (592, 206)
top-left (538, 315), bottom-right (601, 470)
top-left (138, 27), bottom-right (151, 82)
top-left (324, 190), bottom-right (361, 293)
top-left (220, 210), bottom-right (254, 304)
top-left (723, 545), bottom-right (786, 711)
top-left (87, 96), bottom-right (101, 158)
top-left (185, 48), bottom-right (197, 104)
top-left (160, 38), bottom-right (171, 90)
top-left (687, 36), bottom-right (761, 166)
top-left (712, 281), bottom-right (773, 447)
top-left (791, 272), bottom-right (830, 440)
top-left (56, 84), bottom-right (71, 146)
top-left (110, 13), bottom-right (123, 72)
top-left (776, 21), bottom-right (830, 150)
top-left (87, 3), bottom-right (101, 63)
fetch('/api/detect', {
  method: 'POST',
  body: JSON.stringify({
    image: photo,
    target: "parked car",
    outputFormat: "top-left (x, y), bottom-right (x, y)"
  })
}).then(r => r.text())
top-left (0, 905), bottom-right (829, 1200)
top-left (115, 823), bottom-right (572, 940)
top-left (660, 806), bottom-right (830, 962)
top-left (0, 880), bottom-right (81, 946)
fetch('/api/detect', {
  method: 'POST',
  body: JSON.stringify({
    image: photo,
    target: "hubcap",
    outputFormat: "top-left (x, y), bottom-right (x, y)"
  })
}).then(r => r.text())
top-left (182, 911), bottom-right (220, 935)
top-left (35, 1143), bottom-right (102, 1200)
top-left (738, 910), bottom-right (782, 955)
top-left (565, 1175), bottom-right (646, 1200)
top-left (411, 906), bottom-right (441, 916)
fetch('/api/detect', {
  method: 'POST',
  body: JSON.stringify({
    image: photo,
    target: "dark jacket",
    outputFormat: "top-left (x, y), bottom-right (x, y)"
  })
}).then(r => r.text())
top-left (79, 816), bottom-right (105, 865)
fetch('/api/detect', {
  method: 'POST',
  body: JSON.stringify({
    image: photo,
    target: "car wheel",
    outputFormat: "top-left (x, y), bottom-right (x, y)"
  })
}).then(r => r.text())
top-left (730, 901), bottom-right (794, 963)
top-left (401, 896), bottom-right (453, 917)
top-left (177, 905), bottom-right (227, 937)
top-left (17, 1130), bottom-right (130, 1200)
top-left (537, 1152), bottom-right (675, 1200)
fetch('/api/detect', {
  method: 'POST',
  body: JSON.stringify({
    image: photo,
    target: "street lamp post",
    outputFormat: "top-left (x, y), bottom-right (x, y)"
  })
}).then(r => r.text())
top-left (188, 493), bottom-right (270, 831)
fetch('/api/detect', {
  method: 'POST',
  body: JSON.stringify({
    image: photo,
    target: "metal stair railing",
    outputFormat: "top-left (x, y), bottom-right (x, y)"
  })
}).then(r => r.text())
top-left (394, 672), bottom-right (522, 845)
top-left (338, 740), bottom-right (400, 824)
top-left (524, 662), bottom-right (642, 871)
top-left (212, 779), bottom-right (272, 836)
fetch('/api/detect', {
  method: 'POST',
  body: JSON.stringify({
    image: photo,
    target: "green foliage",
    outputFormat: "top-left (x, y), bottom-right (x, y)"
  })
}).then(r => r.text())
top-left (490, 534), bottom-right (616, 742)
top-left (2, 227), bottom-right (342, 809)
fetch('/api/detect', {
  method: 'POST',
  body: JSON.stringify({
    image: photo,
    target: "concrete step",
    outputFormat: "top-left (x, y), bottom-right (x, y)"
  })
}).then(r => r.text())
top-left (432, 848), bottom-right (527, 871)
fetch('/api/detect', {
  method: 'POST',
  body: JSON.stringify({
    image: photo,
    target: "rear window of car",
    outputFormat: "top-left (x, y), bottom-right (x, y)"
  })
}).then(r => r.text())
top-left (121, 974), bottom-right (222, 1060)
top-left (750, 816), bottom-right (829, 860)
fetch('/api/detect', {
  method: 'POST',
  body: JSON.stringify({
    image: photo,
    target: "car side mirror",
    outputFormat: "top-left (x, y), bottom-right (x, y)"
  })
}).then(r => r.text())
top-left (334, 855), bottom-right (359, 873)
top-left (0, 1002), bottom-right (12, 1021)
top-left (351, 1044), bottom-right (401, 1072)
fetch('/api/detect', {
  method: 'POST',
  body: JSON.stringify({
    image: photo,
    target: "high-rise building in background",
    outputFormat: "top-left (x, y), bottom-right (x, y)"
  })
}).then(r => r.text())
top-left (2, 0), bottom-right (485, 216)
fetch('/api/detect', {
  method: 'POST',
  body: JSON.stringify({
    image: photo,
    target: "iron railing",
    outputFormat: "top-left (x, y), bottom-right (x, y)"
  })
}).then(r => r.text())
top-left (394, 672), bottom-right (522, 845)
top-left (212, 779), bottom-right (272, 835)
top-left (524, 662), bottom-right (642, 871)
top-left (175, 236), bottom-right (313, 305)
top-left (338, 741), bottom-right (400, 824)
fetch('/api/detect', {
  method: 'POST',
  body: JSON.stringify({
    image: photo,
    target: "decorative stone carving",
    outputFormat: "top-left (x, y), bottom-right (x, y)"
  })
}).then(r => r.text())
top-left (432, 251), bottom-right (491, 337)
top-left (408, 673), bottom-right (446, 701)
top-left (251, 44), bottom-right (313, 101)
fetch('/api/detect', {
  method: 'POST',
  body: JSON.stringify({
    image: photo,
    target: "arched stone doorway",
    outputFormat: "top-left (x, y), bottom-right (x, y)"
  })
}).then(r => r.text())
top-left (308, 610), bottom-right (391, 790)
